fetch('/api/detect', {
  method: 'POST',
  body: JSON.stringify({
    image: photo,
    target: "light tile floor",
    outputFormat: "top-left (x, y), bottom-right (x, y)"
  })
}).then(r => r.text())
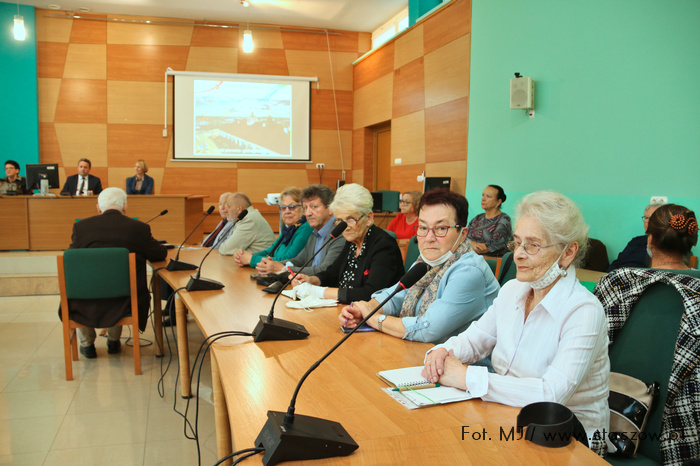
top-left (0, 295), bottom-right (219, 465)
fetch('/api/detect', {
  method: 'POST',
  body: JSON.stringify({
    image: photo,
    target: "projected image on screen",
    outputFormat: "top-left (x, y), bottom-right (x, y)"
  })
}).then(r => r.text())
top-left (194, 80), bottom-right (292, 157)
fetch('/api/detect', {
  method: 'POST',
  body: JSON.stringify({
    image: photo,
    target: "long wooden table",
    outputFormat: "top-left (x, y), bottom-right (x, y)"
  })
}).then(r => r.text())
top-left (152, 248), bottom-right (607, 465)
top-left (0, 194), bottom-right (205, 250)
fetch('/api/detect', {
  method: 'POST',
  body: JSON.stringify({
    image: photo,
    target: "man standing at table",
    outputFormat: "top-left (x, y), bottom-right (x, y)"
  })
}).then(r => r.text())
top-left (65, 187), bottom-right (167, 358)
top-left (218, 192), bottom-right (275, 255)
top-left (61, 158), bottom-right (103, 196)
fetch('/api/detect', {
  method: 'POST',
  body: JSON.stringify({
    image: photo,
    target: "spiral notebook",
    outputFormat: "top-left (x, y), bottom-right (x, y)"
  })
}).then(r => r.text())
top-left (377, 366), bottom-right (474, 409)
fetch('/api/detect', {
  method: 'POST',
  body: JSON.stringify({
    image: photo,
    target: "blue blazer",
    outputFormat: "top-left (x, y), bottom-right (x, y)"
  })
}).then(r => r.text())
top-left (126, 174), bottom-right (154, 195)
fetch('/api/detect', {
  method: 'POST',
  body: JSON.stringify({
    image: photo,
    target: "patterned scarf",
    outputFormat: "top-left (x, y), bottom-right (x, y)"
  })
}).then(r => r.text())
top-left (400, 239), bottom-right (472, 318)
top-left (279, 216), bottom-right (307, 246)
top-left (339, 226), bottom-right (372, 289)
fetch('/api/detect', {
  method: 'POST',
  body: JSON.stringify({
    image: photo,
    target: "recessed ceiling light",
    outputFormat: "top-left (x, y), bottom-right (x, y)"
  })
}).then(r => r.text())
top-left (77, 7), bottom-right (91, 12)
top-left (47, 4), bottom-right (61, 9)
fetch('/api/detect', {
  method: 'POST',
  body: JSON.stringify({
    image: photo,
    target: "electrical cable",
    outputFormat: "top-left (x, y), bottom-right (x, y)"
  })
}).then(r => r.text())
top-left (213, 447), bottom-right (265, 466)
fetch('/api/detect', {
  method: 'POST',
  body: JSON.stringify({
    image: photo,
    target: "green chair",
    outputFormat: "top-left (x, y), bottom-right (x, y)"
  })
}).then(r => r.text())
top-left (498, 252), bottom-right (515, 285)
top-left (58, 247), bottom-right (141, 381)
top-left (404, 236), bottom-right (420, 272)
top-left (606, 282), bottom-right (685, 465)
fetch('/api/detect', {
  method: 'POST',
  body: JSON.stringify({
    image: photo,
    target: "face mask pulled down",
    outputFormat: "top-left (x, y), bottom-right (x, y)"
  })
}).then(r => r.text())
top-left (529, 248), bottom-right (568, 290)
top-left (419, 228), bottom-right (464, 267)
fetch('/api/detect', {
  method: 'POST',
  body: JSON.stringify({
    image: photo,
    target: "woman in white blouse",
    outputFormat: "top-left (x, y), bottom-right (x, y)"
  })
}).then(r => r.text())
top-left (422, 191), bottom-right (610, 455)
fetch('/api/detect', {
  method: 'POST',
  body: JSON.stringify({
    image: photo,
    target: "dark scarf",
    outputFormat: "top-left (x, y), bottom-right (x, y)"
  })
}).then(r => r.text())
top-left (270, 216), bottom-right (307, 255)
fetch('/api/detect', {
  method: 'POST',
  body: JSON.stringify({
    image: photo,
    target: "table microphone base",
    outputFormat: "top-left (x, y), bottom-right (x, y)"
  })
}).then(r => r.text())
top-left (253, 315), bottom-right (309, 342)
top-left (255, 411), bottom-right (358, 466)
top-left (166, 259), bottom-right (198, 271)
top-left (186, 275), bottom-right (224, 291)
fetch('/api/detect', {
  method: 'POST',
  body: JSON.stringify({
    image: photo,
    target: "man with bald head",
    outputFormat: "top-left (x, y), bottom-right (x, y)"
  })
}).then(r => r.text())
top-left (218, 192), bottom-right (275, 255)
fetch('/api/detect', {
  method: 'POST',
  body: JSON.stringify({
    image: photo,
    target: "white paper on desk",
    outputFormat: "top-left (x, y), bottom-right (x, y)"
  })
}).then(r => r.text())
top-left (382, 387), bottom-right (474, 409)
top-left (285, 296), bottom-right (338, 309)
top-left (281, 290), bottom-right (295, 299)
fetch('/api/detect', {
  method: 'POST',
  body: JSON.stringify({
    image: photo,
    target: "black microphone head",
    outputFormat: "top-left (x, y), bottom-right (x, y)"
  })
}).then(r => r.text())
top-left (329, 221), bottom-right (347, 238)
top-left (160, 209), bottom-right (168, 215)
top-left (206, 205), bottom-right (215, 214)
top-left (237, 209), bottom-right (248, 221)
top-left (397, 262), bottom-right (429, 291)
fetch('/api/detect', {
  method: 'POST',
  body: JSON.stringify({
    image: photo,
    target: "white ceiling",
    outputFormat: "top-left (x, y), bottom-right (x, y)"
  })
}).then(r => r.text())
top-left (18, 0), bottom-right (408, 32)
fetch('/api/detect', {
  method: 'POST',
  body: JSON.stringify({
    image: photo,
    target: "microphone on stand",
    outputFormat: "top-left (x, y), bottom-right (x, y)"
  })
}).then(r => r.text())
top-left (254, 263), bottom-right (430, 465)
top-left (166, 205), bottom-right (215, 271)
top-left (186, 209), bottom-right (248, 291)
top-left (252, 221), bottom-right (347, 342)
top-left (146, 209), bottom-right (168, 224)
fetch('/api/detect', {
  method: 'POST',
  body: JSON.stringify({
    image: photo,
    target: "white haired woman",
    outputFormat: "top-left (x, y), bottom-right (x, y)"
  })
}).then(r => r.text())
top-left (293, 183), bottom-right (404, 304)
top-left (422, 191), bottom-right (610, 456)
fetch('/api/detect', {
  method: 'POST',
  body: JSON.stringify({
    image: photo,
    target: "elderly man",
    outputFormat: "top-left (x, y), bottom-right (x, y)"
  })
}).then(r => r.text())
top-left (0, 159), bottom-right (27, 194)
top-left (218, 192), bottom-right (275, 255)
top-left (61, 158), bottom-right (103, 196)
top-left (607, 203), bottom-right (664, 272)
top-left (202, 192), bottom-right (234, 248)
top-left (65, 187), bottom-right (167, 358)
top-left (256, 184), bottom-right (346, 276)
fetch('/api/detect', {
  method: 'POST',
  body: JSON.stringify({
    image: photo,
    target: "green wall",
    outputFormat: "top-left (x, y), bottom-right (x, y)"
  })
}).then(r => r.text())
top-left (466, 0), bottom-right (700, 261)
top-left (0, 2), bottom-right (39, 171)
top-left (409, 0), bottom-right (443, 26)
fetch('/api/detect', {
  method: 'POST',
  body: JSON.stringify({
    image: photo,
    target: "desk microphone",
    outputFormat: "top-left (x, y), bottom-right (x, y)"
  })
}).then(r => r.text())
top-left (146, 209), bottom-right (168, 224)
top-left (186, 209), bottom-right (248, 291)
top-left (166, 205), bottom-right (215, 271)
top-left (252, 221), bottom-right (347, 342)
top-left (254, 262), bottom-right (429, 465)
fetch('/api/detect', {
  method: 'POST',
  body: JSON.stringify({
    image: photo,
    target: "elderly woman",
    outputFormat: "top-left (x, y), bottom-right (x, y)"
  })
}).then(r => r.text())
top-left (234, 187), bottom-right (313, 267)
top-left (125, 159), bottom-right (154, 195)
top-left (422, 191), bottom-right (609, 455)
top-left (386, 190), bottom-right (421, 239)
top-left (646, 204), bottom-right (698, 270)
top-left (339, 190), bottom-right (499, 343)
top-left (467, 185), bottom-right (512, 256)
top-left (293, 183), bottom-right (404, 303)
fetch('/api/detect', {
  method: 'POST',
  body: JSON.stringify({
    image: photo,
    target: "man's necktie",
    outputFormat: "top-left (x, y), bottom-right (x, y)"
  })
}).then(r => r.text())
top-left (78, 177), bottom-right (85, 195)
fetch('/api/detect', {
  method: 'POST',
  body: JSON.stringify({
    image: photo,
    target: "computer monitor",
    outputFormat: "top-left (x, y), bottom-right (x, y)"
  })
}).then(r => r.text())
top-left (25, 164), bottom-right (60, 193)
top-left (424, 177), bottom-right (451, 192)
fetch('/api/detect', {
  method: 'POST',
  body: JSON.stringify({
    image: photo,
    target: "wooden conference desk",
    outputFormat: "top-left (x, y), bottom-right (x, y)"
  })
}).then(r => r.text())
top-left (0, 194), bottom-right (205, 250)
top-left (153, 249), bottom-right (605, 465)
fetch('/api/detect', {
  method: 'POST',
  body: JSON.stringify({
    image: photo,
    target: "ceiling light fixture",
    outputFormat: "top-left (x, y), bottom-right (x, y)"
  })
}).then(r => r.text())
top-left (241, 0), bottom-right (253, 53)
top-left (13, 2), bottom-right (25, 41)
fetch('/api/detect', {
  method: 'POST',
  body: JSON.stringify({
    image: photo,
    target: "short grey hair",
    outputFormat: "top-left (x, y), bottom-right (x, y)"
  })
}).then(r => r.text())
top-left (98, 187), bottom-right (127, 212)
top-left (330, 183), bottom-right (373, 218)
top-left (645, 202), bottom-right (665, 213)
top-left (516, 191), bottom-right (589, 268)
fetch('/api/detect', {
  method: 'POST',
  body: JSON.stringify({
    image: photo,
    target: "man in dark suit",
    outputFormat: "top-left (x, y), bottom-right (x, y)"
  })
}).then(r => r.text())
top-left (67, 187), bottom-right (167, 358)
top-left (61, 158), bottom-right (103, 195)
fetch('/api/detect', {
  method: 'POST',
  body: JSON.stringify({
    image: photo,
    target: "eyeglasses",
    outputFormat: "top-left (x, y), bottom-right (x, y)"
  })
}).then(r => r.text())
top-left (507, 240), bottom-right (558, 256)
top-left (334, 214), bottom-right (365, 228)
top-left (399, 200), bottom-right (411, 205)
top-left (414, 225), bottom-right (461, 237)
top-left (279, 204), bottom-right (301, 211)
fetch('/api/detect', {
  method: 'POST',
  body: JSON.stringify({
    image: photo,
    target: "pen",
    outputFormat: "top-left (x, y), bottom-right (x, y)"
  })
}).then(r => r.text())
top-left (392, 383), bottom-right (440, 392)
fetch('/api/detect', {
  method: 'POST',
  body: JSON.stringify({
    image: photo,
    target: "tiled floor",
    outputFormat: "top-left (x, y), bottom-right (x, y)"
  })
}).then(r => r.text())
top-left (0, 294), bottom-right (219, 465)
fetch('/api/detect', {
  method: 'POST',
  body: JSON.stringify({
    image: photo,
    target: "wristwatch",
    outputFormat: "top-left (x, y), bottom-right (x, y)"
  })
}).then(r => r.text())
top-left (377, 314), bottom-right (387, 332)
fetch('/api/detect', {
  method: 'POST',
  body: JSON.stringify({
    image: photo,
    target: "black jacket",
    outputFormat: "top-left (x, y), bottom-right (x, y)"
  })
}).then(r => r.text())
top-left (62, 174), bottom-right (103, 195)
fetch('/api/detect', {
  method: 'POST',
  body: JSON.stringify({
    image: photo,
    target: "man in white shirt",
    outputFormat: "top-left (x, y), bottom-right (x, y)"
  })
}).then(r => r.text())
top-left (61, 158), bottom-right (103, 195)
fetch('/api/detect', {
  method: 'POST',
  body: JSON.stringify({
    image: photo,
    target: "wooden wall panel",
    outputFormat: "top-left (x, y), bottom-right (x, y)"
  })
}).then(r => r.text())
top-left (107, 81), bottom-right (171, 125)
top-left (281, 30), bottom-right (358, 53)
top-left (54, 79), bottom-right (107, 123)
top-left (423, 0), bottom-right (471, 55)
top-left (54, 123), bottom-right (108, 169)
top-left (35, 10), bottom-right (72, 43)
top-left (391, 111), bottom-right (425, 166)
top-left (63, 44), bottom-right (106, 79)
top-left (353, 73), bottom-right (393, 129)
top-left (107, 45), bottom-right (189, 81)
top-left (392, 58), bottom-right (424, 118)
top-left (306, 169), bottom-right (344, 188)
top-left (358, 33), bottom-right (372, 53)
top-left (394, 24), bottom-right (424, 70)
top-left (311, 89), bottom-right (353, 131)
top-left (106, 19), bottom-right (193, 46)
top-left (425, 97), bottom-right (469, 163)
top-left (186, 47), bottom-right (239, 73)
top-left (37, 78), bottom-right (61, 123)
top-left (390, 164), bottom-right (425, 193)
top-left (39, 123), bottom-right (62, 166)
top-left (37, 42), bottom-right (68, 78)
top-left (191, 23), bottom-right (240, 47)
top-left (310, 129), bottom-right (352, 170)
top-left (69, 14), bottom-right (107, 44)
top-left (160, 168), bottom-right (236, 198)
top-left (238, 48), bottom-right (289, 75)
top-left (354, 42), bottom-right (394, 90)
top-left (425, 160), bottom-right (466, 194)
top-left (424, 34), bottom-right (470, 109)
top-left (237, 169), bottom-right (309, 201)
top-left (285, 50), bottom-right (356, 91)
top-left (107, 124), bottom-right (171, 168)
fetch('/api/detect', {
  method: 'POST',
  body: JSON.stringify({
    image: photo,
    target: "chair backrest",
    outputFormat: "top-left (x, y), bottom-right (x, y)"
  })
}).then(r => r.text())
top-left (404, 236), bottom-right (420, 272)
top-left (485, 257), bottom-right (498, 277)
top-left (608, 282), bottom-right (685, 462)
top-left (657, 267), bottom-right (700, 279)
top-left (384, 228), bottom-right (397, 240)
top-left (498, 252), bottom-right (516, 285)
top-left (581, 238), bottom-right (609, 272)
top-left (62, 248), bottom-right (132, 299)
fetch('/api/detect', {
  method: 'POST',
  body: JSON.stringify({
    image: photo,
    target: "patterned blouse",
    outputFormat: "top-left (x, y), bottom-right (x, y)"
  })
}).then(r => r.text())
top-left (339, 227), bottom-right (371, 289)
top-left (466, 212), bottom-right (512, 256)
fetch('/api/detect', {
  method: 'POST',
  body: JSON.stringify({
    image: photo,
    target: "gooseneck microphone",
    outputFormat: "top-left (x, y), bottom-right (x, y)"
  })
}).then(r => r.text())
top-left (186, 209), bottom-right (248, 291)
top-left (166, 205), bottom-right (215, 271)
top-left (254, 263), bottom-right (430, 465)
top-left (146, 209), bottom-right (168, 224)
top-left (252, 221), bottom-right (347, 342)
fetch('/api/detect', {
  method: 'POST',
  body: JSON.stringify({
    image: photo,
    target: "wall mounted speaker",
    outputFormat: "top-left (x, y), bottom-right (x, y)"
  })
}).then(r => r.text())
top-left (510, 77), bottom-right (534, 109)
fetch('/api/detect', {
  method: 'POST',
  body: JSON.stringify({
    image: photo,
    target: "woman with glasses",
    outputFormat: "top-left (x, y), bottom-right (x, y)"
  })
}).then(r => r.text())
top-left (422, 191), bottom-right (610, 456)
top-left (340, 189), bottom-right (499, 343)
top-left (292, 183), bottom-right (404, 303)
top-left (387, 191), bottom-right (421, 239)
top-left (234, 187), bottom-right (313, 267)
top-left (467, 185), bottom-right (512, 256)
